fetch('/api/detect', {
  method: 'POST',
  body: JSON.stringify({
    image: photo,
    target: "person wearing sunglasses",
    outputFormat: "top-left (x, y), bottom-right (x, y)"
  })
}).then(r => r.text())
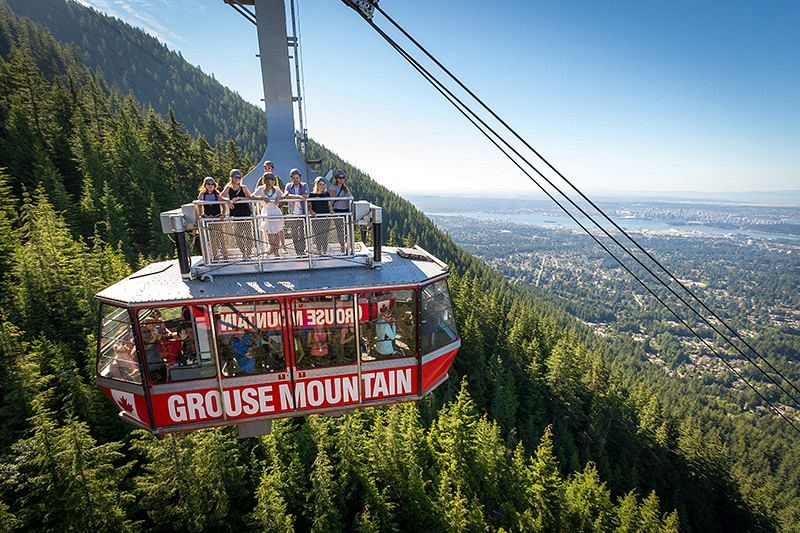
top-left (196, 176), bottom-right (229, 261)
top-left (329, 169), bottom-right (351, 254)
top-left (220, 169), bottom-right (255, 260)
top-left (264, 160), bottom-right (287, 250)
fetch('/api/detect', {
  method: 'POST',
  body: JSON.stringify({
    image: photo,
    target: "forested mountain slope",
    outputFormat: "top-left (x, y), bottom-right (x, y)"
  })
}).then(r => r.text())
top-left (0, 1), bottom-right (797, 530)
top-left (5, 0), bottom-right (265, 160)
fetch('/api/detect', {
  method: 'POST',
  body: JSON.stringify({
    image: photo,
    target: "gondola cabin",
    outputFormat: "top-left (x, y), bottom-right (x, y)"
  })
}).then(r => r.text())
top-left (95, 197), bottom-right (460, 436)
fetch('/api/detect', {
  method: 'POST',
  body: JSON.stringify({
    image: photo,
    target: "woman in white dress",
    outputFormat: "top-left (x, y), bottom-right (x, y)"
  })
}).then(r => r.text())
top-left (253, 173), bottom-right (285, 257)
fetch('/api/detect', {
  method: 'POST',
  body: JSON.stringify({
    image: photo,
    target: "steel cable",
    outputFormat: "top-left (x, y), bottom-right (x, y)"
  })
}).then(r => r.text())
top-left (341, 1), bottom-right (800, 432)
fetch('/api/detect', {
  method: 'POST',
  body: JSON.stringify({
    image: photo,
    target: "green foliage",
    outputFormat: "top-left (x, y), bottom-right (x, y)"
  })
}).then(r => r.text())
top-left (0, 1), bottom-right (794, 530)
top-left (131, 429), bottom-right (248, 531)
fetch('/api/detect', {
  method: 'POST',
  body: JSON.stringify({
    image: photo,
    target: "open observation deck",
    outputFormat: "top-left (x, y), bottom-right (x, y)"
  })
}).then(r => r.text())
top-left (160, 196), bottom-right (385, 280)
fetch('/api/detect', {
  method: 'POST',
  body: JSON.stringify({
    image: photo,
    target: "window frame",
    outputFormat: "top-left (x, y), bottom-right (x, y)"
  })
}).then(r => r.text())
top-left (290, 294), bottom-right (360, 370)
top-left (212, 299), bottom-right (289, 378)
top-left (96, 303), bottom-right (142, 384)
top-left (418, 279), bottom-right (459, 354)
top-left (136, 304), bottom-right (217, 385)
top-left (358, 288), bottom-right (418, 361)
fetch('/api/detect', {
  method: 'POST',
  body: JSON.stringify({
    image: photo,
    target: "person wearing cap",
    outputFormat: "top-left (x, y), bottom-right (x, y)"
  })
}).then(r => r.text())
top-left (220, 169), bottom-right (255, 259)
top-left (253, 172), bottom-right (285, 257)
top-left (263, 160), bottom-right (287, 250)
top-left (284, 168), bottom-right (310, 255)
top-left (308, 176), bottom-right (333, 255)
top-left (328, 169), bottom-right (352, 254)
top-left (263, 161), bottom-right (283, 189)
top-left (196, 176), bottom-right (229, 261)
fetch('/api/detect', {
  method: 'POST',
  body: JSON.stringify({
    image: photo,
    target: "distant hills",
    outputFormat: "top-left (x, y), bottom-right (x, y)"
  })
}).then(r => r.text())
top-left (1, 0), bottom-right (798, 530)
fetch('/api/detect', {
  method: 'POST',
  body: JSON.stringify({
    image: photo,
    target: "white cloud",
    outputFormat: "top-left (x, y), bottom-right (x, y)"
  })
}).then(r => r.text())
top-left (75, 0), bottom-right (187, 47)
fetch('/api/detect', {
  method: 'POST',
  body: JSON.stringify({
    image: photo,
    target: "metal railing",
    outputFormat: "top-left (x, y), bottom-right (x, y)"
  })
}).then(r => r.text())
top-left (193, 198), bottom-right (355, 267)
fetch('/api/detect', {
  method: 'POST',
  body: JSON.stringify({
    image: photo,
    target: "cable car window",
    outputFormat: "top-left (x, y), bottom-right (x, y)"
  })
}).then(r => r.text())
top-left (360, 289), bottom-right (416, 361)
top-left (292, 295), bottom-right (357, 369)
top-left (213, 300), bottom-right (286, 377)
top-left (97, 305), bottom-right (140, 384)
top-left (419, 280), bottom-right (459, 354)
top-left (138, 306), bottom-right (215, 384)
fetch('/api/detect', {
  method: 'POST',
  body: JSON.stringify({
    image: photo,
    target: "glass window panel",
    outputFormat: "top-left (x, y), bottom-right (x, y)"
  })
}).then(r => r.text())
top-left (419, 280), bottom-right (459, 354)
top-left (360, 289), bottom-right (416, 361)
top-left (97, 305), bottom-right (141, 384)
top-left (138, 306), bottom-right (216, 384)
top-left (213, 300), bottom-right (287, 377)
top-left (292, 295), bottom-right (357, 369)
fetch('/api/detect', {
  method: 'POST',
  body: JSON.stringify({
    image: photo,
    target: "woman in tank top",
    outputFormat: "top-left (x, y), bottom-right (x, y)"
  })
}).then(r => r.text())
top-left (196, 176), bottom-right (228, 261)
top-left (253, 172), bottom-right (286, 257)
top-left (220, 169), bottom-right (255, 260)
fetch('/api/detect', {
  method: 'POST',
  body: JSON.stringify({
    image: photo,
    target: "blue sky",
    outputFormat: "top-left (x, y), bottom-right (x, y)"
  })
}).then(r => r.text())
top-left (76, 0), bottom-right (799, 195)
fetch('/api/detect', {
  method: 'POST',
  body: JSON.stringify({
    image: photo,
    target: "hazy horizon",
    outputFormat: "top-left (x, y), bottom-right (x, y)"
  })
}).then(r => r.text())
top-left (77, 0), bottom-right (800, 195)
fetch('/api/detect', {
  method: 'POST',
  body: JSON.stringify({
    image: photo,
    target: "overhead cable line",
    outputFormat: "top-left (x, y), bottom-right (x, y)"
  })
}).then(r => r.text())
top-left (366, 0), bottom-right (800, 403)
top-left (343, 0), bottom-right (800, 408)
top-left (226, 1), bottom-right (257, 25)
top-left (341, 1), bottom-right (800, 431)
top-left (79, 3), bottom-right (234, 115)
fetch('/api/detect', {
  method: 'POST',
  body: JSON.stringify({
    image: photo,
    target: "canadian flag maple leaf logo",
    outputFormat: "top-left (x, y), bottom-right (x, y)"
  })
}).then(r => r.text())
top-left (118, 396), bottom-right (134, 413)
top-left (110, 390), bottom-right (141, 422)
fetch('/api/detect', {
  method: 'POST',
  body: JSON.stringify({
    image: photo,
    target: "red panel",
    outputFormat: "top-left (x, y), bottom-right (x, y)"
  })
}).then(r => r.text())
top-left (101, 386), bottom-right (151, 426)
top-left (146, 365), bottom-right (421, 428)
top-left (420, 348), bottom-right (458, 393)
top-left (361, 364), bottom-right (418, 401)
top-left (291, 372), bottom-right (361, 412)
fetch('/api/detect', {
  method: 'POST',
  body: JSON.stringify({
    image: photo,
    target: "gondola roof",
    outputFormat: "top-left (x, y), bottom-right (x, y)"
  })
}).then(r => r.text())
top-left (97, 246), bottom-right (449, 306)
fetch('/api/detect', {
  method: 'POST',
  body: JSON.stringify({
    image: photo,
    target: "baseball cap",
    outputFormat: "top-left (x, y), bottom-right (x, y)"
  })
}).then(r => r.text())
top-left (290, 168), bottom-right (301, 176)
top-left (230, 169), bottom-right (242, 178)
top-left (203, 177), bottom-right (216, 185)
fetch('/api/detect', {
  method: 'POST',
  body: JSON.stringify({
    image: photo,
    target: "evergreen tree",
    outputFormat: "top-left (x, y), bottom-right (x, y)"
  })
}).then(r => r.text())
top-left (307, 448), bottom-right (343, 533)
top-left (253, 463), bottom-right (295, 532)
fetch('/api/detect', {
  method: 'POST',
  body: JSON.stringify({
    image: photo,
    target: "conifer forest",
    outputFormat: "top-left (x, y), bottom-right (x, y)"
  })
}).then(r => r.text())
top-left (0, 1), bottom-right (798, 531)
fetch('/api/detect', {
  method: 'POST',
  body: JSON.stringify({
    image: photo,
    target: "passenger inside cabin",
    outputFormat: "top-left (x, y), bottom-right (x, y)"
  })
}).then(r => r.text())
top-left (176, 323), bottom-right (194, 365)
top-left (141, 318), bottom-right (167, 382)
top-left (110, 341), bottom-right (139, 381)
top-left (239, 348), bottom-right (256, 374)
top-left (262, 333), bottom-right (285, 371)
top-left (374, 305), bottom-right (397, 359)
top-left (308, 324), bottom-right (330, 361)
top-left (231, 332), bottom-right (254, 374)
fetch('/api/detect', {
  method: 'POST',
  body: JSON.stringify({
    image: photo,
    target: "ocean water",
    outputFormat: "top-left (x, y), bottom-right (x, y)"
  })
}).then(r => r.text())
top-left (428, 211), bottom-right (800, 241)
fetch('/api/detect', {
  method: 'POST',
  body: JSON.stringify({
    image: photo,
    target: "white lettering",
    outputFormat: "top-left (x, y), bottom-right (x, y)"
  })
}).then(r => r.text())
top-left (279, 383), bottom-right (294, 410)
top-left (186, 393), bottom-right (206, 420)
top-left (362, 373), bottom-right (374, 398)
top-left (168, 395), bottom-right (187, 422)
top-left (242, 388), bottom-right (259, 415)
top-left (226, 390), bottom-right (243, 417)
top-left (294, 381), bottom-right (307, 408)
top-left (397, 368), bottom-right (412, 395)
top-left (258, 386), bottom-right (275, 413)
top-left (373, 372), bottom-right (389, 397)
top-left (206, 390), bottom-right (222, 417)
top-left (325, 378), bottom-right (342, 404)
top-left (307, 381), bottom-right (324, 407)
top-left (343, 376), bottom-right (358, 403)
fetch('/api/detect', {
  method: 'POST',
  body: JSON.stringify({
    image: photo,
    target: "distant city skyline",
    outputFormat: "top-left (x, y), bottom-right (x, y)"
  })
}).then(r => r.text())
top-left (76, 0), bottom-right (800, 195)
